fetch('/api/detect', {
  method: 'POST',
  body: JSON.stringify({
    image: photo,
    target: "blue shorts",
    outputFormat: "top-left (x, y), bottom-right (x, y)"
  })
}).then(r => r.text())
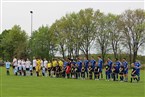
top-left (99, 68), bottom-right (102, 73)
top-left (136, 72), bottom-right (140, 76)
top-left (106, 71), bottom-right (110, 75)
top-left (124, 70), bottom-right (128, 74)
top-left (78, 68), bottom-right (81, 72)
top-left (92, 67), bottom-right (95, 71)
top-left (116, 70), bottom-right (119, 73)
top-left (109, 70), bottom-right (112, 73)
top-left (85, 68), bottom-right (88, 72)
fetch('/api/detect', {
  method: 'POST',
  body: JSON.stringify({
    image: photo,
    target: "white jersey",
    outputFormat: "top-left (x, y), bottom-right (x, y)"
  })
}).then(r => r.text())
top-left (41, 60), bottom-right (44, 67)
top-left (18, 59), bottom-right (22, 70)
top-left (22, 60), bottom-right (26, 70)
top-left (33, 59), bottom-right (37, 67)
top-left (18, 59), bottom-right (22, 67)
top-left (42, 67), bottom-right (45, 73)
top-left (13, 58), bottom-right (17, 66)
top-left (44, 60), bottom-right (48, 68)
top-left (26, 60), bottom-right (31, 68)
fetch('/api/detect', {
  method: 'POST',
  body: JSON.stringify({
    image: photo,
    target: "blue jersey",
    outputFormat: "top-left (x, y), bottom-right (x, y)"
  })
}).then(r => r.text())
top-left (98, 59), bottom-right (103, 69)
top-left (77, 60), bottom-right (82, 71)
top-left (5, 62), bottom-right (11, 69)
top-left (122, 61), bottom-right (128, 69)
top-left (107, 60), bottom-right (112, 70)
top-left (84, 60), bottom-right (89, 71)
top-left (90, 60), bottom-right (96, 69)
top-left (135, 62), bottom-right (141, 75)
top-left (116, 61), bottom-right (121, 70)
top-left (63, 61), bottom-right (68, 68)
top-left (71, 61), bottom-right (76, 65)
top-left (122, 61), bottom-right (128, 74)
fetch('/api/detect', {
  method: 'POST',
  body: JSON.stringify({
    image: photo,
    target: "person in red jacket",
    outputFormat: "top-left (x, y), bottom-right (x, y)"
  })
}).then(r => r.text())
top-left (66, 63), bottom-right (71, 79)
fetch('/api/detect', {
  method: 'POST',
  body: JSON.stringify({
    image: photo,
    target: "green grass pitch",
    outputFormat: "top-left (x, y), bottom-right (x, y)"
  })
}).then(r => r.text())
top-left (0, 67), bottom-right (144, 97)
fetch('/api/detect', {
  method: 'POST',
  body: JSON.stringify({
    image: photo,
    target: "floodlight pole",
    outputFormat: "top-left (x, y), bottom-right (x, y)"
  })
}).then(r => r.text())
top-left (30, 11), bottom-right (33, 58)
top-left (30, 11), bottom-right (33, 36)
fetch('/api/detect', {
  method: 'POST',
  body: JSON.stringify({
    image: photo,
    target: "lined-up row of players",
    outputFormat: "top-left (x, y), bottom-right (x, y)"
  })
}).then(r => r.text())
top-left (5, 56), bottom-right (141, 83)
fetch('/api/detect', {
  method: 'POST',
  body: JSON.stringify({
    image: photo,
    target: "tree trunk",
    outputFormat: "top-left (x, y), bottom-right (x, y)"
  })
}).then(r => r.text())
top-left (129, 45), bottom-right (132, 65)
top-left (133, 50), bottom-right (137, 63)
top-left (74, 45), bottom-right (79, 59)
top-left (112, 41), bottom-right (118, 59)
top-left (60, 45), bottom-right (65, 59)
top-left (85, 49), bottom-right (89, 60)
top-left (101, 46), bottom-right (105, 63)
top-left (133, 43), bottom-right (138, 63)
top-left (113, 51), bottom-right (117, 59)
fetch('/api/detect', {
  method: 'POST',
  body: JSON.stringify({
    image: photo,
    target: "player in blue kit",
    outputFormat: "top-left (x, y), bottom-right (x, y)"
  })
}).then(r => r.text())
top-left (81, 64), bottom-right (86, 79)
top-left (71, 64), bottom-right (75, 78)
top-left (98, 56), bottom-right (103, 79)
top-left (74, 64), bottom-right (79, 79)
top-left (119, 65), bottom-right (124, 82)
top-left (107, 57), bottom-right (113, 80)
top-left (5, 60), bottom-right (11, 75)
top-left (130, 63), bottom-right (138, 83)
top-left (90, 56), bottom-right (96, 71)
top-left (134, 60), bottom-right (141, 81)
top-left (63, 58), bottom-right (68, 68)
top-left (122, 58), bottom-right (128, 82)
top-left (76, 57), bottom-right (82, 78)
top-left (115, 58), bottom-right (121, 80)
top-left (112, 64), bottom-right (117, 81)
top-left (83, 57), bottom-right (89, 78)
top-left (94, 63), bottom-right (100, 80)
top-left (105, 63), bottom-right (110, 81)
top-left (88, 64), bottom-right (93, 80)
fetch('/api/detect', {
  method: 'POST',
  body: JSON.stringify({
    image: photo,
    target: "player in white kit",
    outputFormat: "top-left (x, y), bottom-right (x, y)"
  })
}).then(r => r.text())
top-left (26, 58), bottom-right (31, 76)
top-left (17, 58), bottom-right (22, 76)
top-left (43, 58), bottom-right (48, 76)
top-left (33, 57), bottom-right (37, 72)
top-left (12, 57), bottom-right (18, 75)
top-left (22, 59), bottom-right (26, 76)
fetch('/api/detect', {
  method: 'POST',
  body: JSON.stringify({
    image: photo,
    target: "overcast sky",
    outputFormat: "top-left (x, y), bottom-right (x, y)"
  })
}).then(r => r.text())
top-left (1, 0), bottom-right (144, 1)
top-left (2, 1), bottom-right (144, 33)
top-left (1, 1), bottom-right (145, 55)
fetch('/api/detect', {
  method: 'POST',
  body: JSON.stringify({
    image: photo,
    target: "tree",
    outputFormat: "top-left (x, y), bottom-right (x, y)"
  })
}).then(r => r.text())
top-left (50, 12), bottom-right (82, 59)
top-left (0, 30), bottom-right (11, 61)
top-left (29, 25), bottom-right (57, 60)
top-left (50, 17), bottom-right (68, 59)
top-left (107, 14), bottom-right (123, 59)
top-left (1, 25), bottom-right (28, 61)
top-left (64, 12), bottom-right (82, 59)
top-left (119, 9), bottom-right (145, 63)
top-left (95, 12), bottom-right (111, 62)
top-left (78, 8), bottom-right (97, 59)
